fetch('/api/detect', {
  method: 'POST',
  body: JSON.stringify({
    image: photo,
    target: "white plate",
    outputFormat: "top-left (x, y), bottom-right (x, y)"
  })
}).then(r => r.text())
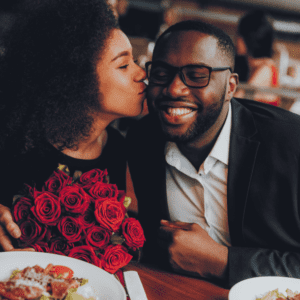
top-left (229, 276), bottom-right (300, 300)
top-left (0, 251), bottom-right (126, 300)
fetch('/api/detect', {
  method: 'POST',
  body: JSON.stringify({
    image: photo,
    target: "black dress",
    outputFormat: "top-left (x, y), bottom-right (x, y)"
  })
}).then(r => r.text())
top-left (0, 126), bottom-right (126, 208)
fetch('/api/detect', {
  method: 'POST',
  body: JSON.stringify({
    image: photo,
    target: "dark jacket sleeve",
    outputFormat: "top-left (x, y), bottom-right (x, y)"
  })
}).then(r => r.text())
top-left (228, 247), bottom-right (300, 287)
top-left (226, 99), bottom-right (300, 288)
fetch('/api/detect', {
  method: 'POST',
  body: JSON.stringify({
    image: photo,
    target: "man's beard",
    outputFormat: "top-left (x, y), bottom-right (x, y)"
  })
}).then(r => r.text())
top-left (162, 88), bottom-right (226, 144)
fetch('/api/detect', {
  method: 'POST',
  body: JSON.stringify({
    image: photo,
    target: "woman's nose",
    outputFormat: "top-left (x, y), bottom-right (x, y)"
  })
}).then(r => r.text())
top-left (135, 65), bottom-right (147, 82)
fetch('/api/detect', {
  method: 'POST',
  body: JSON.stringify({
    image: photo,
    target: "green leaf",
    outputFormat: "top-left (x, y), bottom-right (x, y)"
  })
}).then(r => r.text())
top-left (106, 174), bottom-right (110, 183)
top-left (110, 233), bottom-right (125, 245)
top-left (57, 163), bottom-right (70, 176)
top-left (80, 279), bottom-right (89, 286)
top-left (10, 269), bottom-right (20, 279)
top-left (12, 195), bottom-right (23, 204)
top-left (123, 196), bottom-right (131, 209)
top-left (72, 170), bottom-right (82, 182)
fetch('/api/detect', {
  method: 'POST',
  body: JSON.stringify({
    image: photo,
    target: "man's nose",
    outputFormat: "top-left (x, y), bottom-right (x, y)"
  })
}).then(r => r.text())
top-left (163, 73), bottom-right (190, 98)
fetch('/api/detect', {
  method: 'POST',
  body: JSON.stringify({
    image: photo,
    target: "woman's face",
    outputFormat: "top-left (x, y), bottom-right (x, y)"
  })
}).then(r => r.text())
top-left (97, 29), bottom-right (147, 122)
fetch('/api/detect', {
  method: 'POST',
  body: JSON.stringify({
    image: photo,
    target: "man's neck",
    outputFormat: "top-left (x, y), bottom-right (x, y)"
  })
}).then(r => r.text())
top-left (177, 102), bottom-right (230, 171)
top-left (177, 133), bottom-right (219, 171)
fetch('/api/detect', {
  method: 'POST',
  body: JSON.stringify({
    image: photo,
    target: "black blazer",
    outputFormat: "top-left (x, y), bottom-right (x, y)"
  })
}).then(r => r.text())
top-left (126, 98), bottom-right (300, 288)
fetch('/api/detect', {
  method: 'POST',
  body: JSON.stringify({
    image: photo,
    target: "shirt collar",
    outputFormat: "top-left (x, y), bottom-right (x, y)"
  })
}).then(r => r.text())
top-left (165, 102), bottom-right (232, 173)
top-left (209, 102), bottom-right (232, 165)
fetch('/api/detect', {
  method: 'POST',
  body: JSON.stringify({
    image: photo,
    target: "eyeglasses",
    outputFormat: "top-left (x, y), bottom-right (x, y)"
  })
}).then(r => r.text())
top-left (145, 61), bottom-right (232, 88)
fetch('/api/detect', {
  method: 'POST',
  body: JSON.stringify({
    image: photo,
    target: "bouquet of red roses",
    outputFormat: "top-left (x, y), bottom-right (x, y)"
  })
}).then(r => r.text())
top-left (12, 165), bottom-right (145, 274)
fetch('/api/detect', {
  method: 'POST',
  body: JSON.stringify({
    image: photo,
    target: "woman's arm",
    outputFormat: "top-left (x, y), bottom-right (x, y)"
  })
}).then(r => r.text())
top-left (0, 204), bottom-right (20, 250)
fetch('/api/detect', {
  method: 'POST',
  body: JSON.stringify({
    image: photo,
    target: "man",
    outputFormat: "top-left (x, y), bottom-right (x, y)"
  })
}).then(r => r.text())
top-left (125, 20), bottom-right (300, 288)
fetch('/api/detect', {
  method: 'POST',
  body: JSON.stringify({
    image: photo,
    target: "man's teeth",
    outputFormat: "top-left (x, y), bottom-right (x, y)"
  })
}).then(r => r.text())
top-left (166, 107), bottom-right (193, 116)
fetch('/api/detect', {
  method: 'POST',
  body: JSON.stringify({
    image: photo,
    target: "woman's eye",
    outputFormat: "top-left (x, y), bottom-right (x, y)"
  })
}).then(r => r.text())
top-left (119, 64), bottom-right (129, 69)
top-left (119, 60), bottom-right (138, 69)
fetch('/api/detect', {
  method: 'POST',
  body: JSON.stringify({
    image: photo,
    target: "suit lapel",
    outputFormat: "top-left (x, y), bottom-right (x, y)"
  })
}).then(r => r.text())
top-left (227, 99), bottom-right (260, 245)
top-left (152, 127), bottom-right (170, 221)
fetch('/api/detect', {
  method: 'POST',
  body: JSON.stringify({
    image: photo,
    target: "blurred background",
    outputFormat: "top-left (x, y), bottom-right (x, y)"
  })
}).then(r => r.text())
top-left (1, 0), bottom-right (300, 132)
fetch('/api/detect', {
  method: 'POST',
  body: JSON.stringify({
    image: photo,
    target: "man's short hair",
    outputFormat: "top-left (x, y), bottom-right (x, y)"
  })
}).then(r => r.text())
top-left (154, 20), bottom-right (235, 70)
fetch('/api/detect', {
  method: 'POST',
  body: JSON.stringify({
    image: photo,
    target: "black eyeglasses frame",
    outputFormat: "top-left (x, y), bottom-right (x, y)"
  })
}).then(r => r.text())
top-left (145, 61), bottom-right (233, 88)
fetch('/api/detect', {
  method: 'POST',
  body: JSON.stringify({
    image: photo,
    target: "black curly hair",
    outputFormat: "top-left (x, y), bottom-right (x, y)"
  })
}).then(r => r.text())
top-left (0, 0), bottom-right (118, 154)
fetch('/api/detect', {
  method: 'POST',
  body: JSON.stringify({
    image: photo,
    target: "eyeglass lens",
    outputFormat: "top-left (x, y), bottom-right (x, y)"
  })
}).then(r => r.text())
top-left (147, 63), bottom-right (210, 88)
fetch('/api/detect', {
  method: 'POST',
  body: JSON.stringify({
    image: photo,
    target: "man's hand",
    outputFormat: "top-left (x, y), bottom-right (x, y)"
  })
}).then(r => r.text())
top-left (0, 204), bottom-right (34, 251)
top-left (158, 220), bottom-right (228, 279)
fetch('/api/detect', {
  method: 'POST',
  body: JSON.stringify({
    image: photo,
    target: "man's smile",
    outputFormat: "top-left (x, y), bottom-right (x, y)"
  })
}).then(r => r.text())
top-left (166, 107), bottom-right (194, 116)
top-left (156, 100), bottom-right (199, 125)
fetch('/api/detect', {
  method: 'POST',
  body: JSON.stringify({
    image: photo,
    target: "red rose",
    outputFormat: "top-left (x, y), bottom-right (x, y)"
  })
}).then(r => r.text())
top-left (49, 237), bottom-right (74, 255)
top-left (58, 216), bottom-right (82, 243)
top-left (30, 241), bottom-right (50, 252)
top-left (31, 192), bottom-right (61, 225)
top-left (86, 226), bottom-right (111, 250)
top-left (88, 182), bottom-right (118, 200)
top-left (43, 170), bottom-right (72, 195)
top-left (23, 184), bottom-right (35, 199)
top-left (122, 218), bottom-right (146, 250)
top-left (19, 218), bottom-right (47, 246)
top-left (68, 245), bottom-right (102, 267)
top-left (13, 197), bottom-right (33, 223)
top-left (117, 190), bottom-right (126, 204)
top-left (94, 199), bottom-right (125, 232)
top-left (102, 245), bottom-right (132, 274)
top-left (79, 169), bottom-right (108, 189)
top-left (59, 185), bottom-right (91, 214)
top-left (81, 205), bottom-right (96, 229)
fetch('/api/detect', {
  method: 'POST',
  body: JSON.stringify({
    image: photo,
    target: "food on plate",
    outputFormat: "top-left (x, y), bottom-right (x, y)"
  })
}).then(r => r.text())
top-left (256, 288), bottom-right (300, 300)
top-left (0, 264), bottom-right (88, 300)
top-left (48, 266), bottom-right (74, 279)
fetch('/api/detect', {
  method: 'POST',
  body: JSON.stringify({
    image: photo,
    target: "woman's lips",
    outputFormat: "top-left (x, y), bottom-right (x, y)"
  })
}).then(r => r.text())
top-left (138, 89), bottom-right (146, 94)
top-left (138, 84), bottom-right (147, 94)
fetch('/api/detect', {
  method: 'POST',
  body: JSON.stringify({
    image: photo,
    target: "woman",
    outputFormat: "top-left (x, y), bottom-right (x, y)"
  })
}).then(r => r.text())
top-left (234, 10), bottom-right (280, 106)
top-left (0, 0), bottom-right (146, 250)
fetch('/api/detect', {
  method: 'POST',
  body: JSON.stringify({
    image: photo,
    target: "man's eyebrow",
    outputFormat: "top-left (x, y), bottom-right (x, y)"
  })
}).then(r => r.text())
top-left (111, 50), bottom-right (131, 62)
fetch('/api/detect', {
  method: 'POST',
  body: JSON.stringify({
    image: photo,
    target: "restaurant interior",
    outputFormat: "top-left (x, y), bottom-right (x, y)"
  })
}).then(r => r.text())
top-left (1, 1), bottom-right (300, 299)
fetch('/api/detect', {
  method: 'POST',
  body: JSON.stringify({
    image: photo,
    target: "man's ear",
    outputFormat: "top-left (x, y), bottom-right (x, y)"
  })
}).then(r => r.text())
top-left (226, 73), bottom-right (239, 100)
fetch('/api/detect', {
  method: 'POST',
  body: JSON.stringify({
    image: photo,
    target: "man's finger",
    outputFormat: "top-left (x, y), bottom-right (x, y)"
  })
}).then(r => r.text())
top-left (160, 220), bottom-right (191, 230)
top-left (158, 225), bottom-right (175, 248)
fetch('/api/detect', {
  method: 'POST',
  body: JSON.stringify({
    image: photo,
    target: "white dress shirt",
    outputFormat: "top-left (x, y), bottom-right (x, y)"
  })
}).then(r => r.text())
top-left (165, 103), bottom-right (232, 246)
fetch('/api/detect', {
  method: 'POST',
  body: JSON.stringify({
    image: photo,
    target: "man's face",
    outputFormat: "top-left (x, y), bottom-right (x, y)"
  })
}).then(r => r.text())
top-left (147, 30), bottom-right (235, 144)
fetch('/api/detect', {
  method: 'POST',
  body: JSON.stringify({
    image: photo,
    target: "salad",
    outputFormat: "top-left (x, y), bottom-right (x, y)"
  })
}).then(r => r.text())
top-left (256, 288), bottom-right (300, 300)
top-left (0, 264), bottom-right (89, 300)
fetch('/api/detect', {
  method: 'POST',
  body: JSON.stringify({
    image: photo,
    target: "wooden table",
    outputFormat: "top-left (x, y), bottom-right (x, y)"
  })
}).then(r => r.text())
top-left (123, 262), bottom-right (229, 300)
